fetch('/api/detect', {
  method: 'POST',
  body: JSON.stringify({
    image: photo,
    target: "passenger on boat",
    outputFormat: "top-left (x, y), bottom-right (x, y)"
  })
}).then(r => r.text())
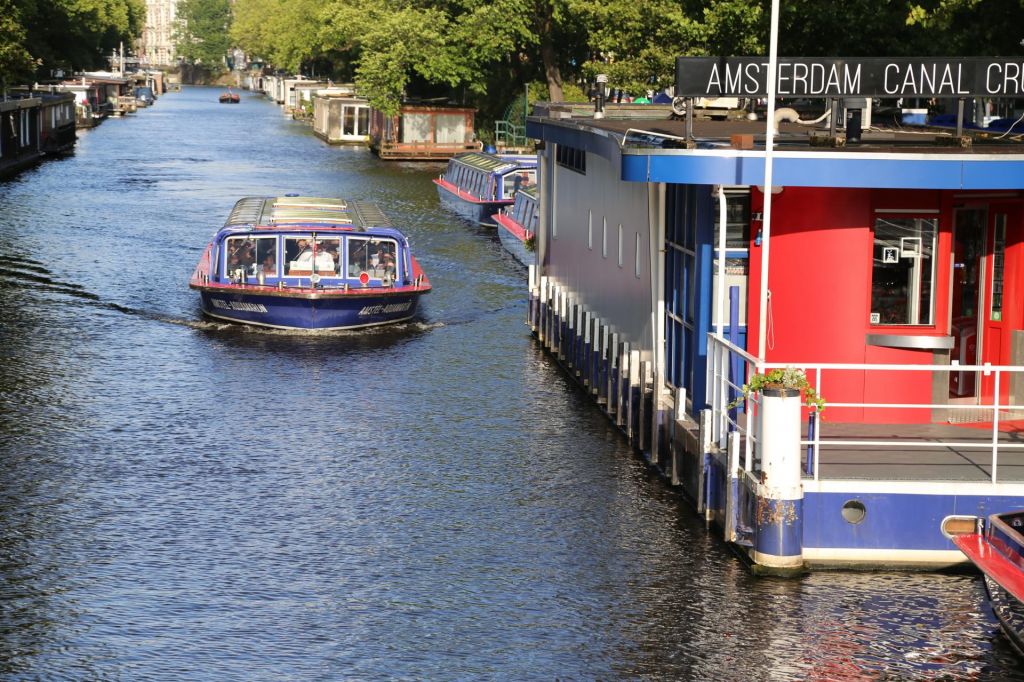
top-left (513, 173), bottom-right (532, 193)
top-left (261, 254), bottom-right (276, 275)
top-left (290, 239), bottom-right (335, 274)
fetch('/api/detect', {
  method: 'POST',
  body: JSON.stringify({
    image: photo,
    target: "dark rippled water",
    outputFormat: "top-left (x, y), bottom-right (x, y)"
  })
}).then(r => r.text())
top-left (0, 86), bottom-right (1021, 680)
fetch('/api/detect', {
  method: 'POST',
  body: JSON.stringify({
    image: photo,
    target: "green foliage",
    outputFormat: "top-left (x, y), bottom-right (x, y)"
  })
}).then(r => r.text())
top-left (730, 367), bottom-right (826, 414)
top-left (906, 0), bottom-right (1024, 56)
top-left (0, 0), bottom-right (34, 84)
top-left (176, 0), bottom-right (232, 69)
top-left (8, 0), bottom-right (144, 75)
top-left (228, 0), bottom-right (1022, 136)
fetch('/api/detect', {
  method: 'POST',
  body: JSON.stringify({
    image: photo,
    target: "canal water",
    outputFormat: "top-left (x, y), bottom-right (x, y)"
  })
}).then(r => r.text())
top-left (0, 87), bottom-right (1020, 680)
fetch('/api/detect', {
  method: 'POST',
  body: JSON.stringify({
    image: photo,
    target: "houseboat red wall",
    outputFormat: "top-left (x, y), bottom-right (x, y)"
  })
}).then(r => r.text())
top-left (746, 187), bottom-right (952, 424)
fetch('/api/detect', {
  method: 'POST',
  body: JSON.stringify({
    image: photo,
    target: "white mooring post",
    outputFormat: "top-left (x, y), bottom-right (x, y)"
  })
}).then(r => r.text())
top-left (606, 332), bottom-right (619, 415)
top-left (617, 343), bottom-right (630, 429)
top-left (751, 387), bottom-right (805, 574)
top-left (628, 349), bottom-right (641, 443)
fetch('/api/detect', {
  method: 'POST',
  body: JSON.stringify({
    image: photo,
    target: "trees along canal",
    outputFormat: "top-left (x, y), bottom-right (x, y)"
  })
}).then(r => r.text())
top-left (1, 0), bottom-right (144, 85)
top-left (175, 0), bottom-right (233, 72)
top-left (219, 0), bottom-right (1020, 129)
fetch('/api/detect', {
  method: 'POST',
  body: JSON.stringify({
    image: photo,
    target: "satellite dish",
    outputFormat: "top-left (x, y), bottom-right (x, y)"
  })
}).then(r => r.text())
top-left (671, 97), bottom-right (688, 117)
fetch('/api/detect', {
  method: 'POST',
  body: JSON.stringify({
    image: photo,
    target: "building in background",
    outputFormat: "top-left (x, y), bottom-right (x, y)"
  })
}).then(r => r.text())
top-left (137, 0), bottom-right (179, 67)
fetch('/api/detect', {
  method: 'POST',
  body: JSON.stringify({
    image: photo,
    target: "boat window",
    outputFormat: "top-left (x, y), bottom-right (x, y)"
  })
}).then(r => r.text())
top-left (284, 236), bottom-right (341, 276)
top-left (401, 113), bottom-right (432, 143)
top-left (347, 237), bottom-right (399, 283)
top-left (226, 235), bottom-right (277, 279)
top-left (343, 107), bottom-right (356, 136)
top-left (870, 217), bottom-right (936, 325)
top-left (357, 107), bottom-right (370, 135)
top-left (435, 113), bottom-right (466, 144)
top-left (504, 170), bottom-right (535, 196)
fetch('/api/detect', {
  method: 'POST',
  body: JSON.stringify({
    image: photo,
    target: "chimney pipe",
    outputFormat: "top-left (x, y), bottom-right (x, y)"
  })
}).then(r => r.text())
top-left (594, 74), bottom-right (607, 119)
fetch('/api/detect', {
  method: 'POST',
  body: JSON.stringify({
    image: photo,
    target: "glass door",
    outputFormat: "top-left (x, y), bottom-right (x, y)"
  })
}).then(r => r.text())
top-left (980, 205), bottom-right (1020, 403)
top-left (949, 208), bottom-right (986, 399)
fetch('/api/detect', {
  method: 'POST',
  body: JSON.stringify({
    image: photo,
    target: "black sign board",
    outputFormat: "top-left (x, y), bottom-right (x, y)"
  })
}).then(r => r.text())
top-left (675, 57), bottom-right (1024, 98)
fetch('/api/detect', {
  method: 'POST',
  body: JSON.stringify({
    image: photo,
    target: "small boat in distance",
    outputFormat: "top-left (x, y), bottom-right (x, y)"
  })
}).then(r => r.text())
top-left (434, 151), bottom-right (537, 226)
top-left (953, 510), bottom-right (1024, 657)
top-left (219, 89), bottom-right (240, 104)
top-left (190, 196), bottom-right (431, 330)
top-left (492, 186), bottom-right (538, 267)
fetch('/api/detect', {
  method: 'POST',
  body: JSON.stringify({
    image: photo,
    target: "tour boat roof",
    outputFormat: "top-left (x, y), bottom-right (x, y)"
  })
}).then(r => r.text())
top-left (450, 152), bottom-right (536, 174)
top-left (223, 196), bottom-right (394, 230)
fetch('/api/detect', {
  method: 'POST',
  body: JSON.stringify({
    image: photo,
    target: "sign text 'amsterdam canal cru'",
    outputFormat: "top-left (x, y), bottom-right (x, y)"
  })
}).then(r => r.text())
top-left (675, 57), bottom-right (1024, 98)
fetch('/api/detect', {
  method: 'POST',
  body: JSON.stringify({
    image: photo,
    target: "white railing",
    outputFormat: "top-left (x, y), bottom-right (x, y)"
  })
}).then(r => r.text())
top-left (706, 333), bottom-right (1024, 484)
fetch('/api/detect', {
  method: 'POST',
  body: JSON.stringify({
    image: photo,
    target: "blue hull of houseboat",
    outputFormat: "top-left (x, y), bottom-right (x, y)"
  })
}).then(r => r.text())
top-left (199, 289), bottom-right (422, 330)
top-left (497, 220), bottom-right (534, 267)
top-left (435, 181), bottom-right (506, 226)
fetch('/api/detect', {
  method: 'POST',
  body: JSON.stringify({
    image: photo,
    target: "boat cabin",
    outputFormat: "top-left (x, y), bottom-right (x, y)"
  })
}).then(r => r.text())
top-left (0, 97), bottom-right (43, 178)
top-left (209, 197), bottom-right (411, 289)
top-left (507, 186), bottom-right (540, 236)
top-left (313, 88), bottom-right (371, 144)
top-left (442, 152), bottom-right (538, 203)
top-left (369, 103), bottom-right (479, 160)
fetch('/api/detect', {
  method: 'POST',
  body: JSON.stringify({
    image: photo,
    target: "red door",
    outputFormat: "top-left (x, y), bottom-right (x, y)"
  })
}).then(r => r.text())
top-left (980, 203), bottom-right (1022, 403)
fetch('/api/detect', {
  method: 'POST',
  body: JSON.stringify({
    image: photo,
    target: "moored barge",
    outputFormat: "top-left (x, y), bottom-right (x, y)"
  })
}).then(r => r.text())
top-left (954, 511), bottom-right (1024, 656)
top-left (493, 185), bottom-right (538, 266)
top-left (434, 151), bottom-right (537, 226)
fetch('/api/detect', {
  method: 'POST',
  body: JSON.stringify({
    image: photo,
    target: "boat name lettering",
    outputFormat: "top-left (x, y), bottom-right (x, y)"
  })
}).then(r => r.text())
top-left (359, 302), bottom-right (412, 316)
top-left (211, 299), bottom-right (268, 313)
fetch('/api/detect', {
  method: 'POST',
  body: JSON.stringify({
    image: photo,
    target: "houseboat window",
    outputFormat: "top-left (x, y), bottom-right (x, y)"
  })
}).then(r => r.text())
top-left (347, 237), bottom-right (398, 281)
top-left (435, 114), bottom-right (466, 143)
top-left (991, 215), bottom-right (1006, 321)
top-left (588, 210), bottom-right (593, 250)
top-left (226, 236), bottom-right (277, 278)
top-left (503, 170), bottom-right (536, 196)
top-left (870, 217), bottom-right (936, 325)
top-left (357, 108), bottom-right (370, 135)
top-left (618, 224), bottom-right (624, 267)
top-left (712, 189), bottom-right (750, 328)
top-left (556, 144), bottom-right (586, 174)
top-left (343, 107), bottom-right (356, 136)
top-left (713, 190), bottom-right (750, 249)
top-left (401, 114), bottom-right (432, 143)
top-left (602, 218), bottom-right (607, 257)
top-left (285, 236), bottom-right (340, 276)
top-left (635, 232), bottom-right (642, 278)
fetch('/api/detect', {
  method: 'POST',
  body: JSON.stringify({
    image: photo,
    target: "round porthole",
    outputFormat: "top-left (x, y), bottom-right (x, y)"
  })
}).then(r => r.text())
top-left (842, 500), bottom-right (867, 525)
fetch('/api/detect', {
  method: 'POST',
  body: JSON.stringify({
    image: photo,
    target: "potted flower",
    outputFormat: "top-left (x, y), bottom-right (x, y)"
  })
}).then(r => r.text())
top-left (730, 366), bottom-right (826, 415)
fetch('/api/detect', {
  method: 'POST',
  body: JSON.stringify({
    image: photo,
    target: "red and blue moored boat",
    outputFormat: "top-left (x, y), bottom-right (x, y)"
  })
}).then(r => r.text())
top-left (434, 151), bottom-right (537, 226)
top-left (190, 196), bottom-right (431, 330)
top-left (492, 185), bottom-right (538, 267)
top-left (954, 510), bottom-right (1024, 656)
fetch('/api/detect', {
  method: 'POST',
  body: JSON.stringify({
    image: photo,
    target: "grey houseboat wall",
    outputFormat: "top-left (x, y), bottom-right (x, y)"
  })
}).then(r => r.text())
top-left (542, 148), bottom-right (658, 367)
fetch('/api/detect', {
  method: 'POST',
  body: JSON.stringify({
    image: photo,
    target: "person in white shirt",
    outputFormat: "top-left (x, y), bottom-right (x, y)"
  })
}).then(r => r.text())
top-left (291, 239), bottom-right (335, 273)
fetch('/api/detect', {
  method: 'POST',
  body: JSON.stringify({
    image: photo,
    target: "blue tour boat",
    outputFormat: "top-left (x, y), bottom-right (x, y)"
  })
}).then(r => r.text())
top-left (492, 186), bottom-right (538, 267)
top-left (190, 196), bottom-right (431, 330)
top-left (434, 151), bottom-right (537, 225)
top-left (954, 510), bottom-right (1024, 657)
